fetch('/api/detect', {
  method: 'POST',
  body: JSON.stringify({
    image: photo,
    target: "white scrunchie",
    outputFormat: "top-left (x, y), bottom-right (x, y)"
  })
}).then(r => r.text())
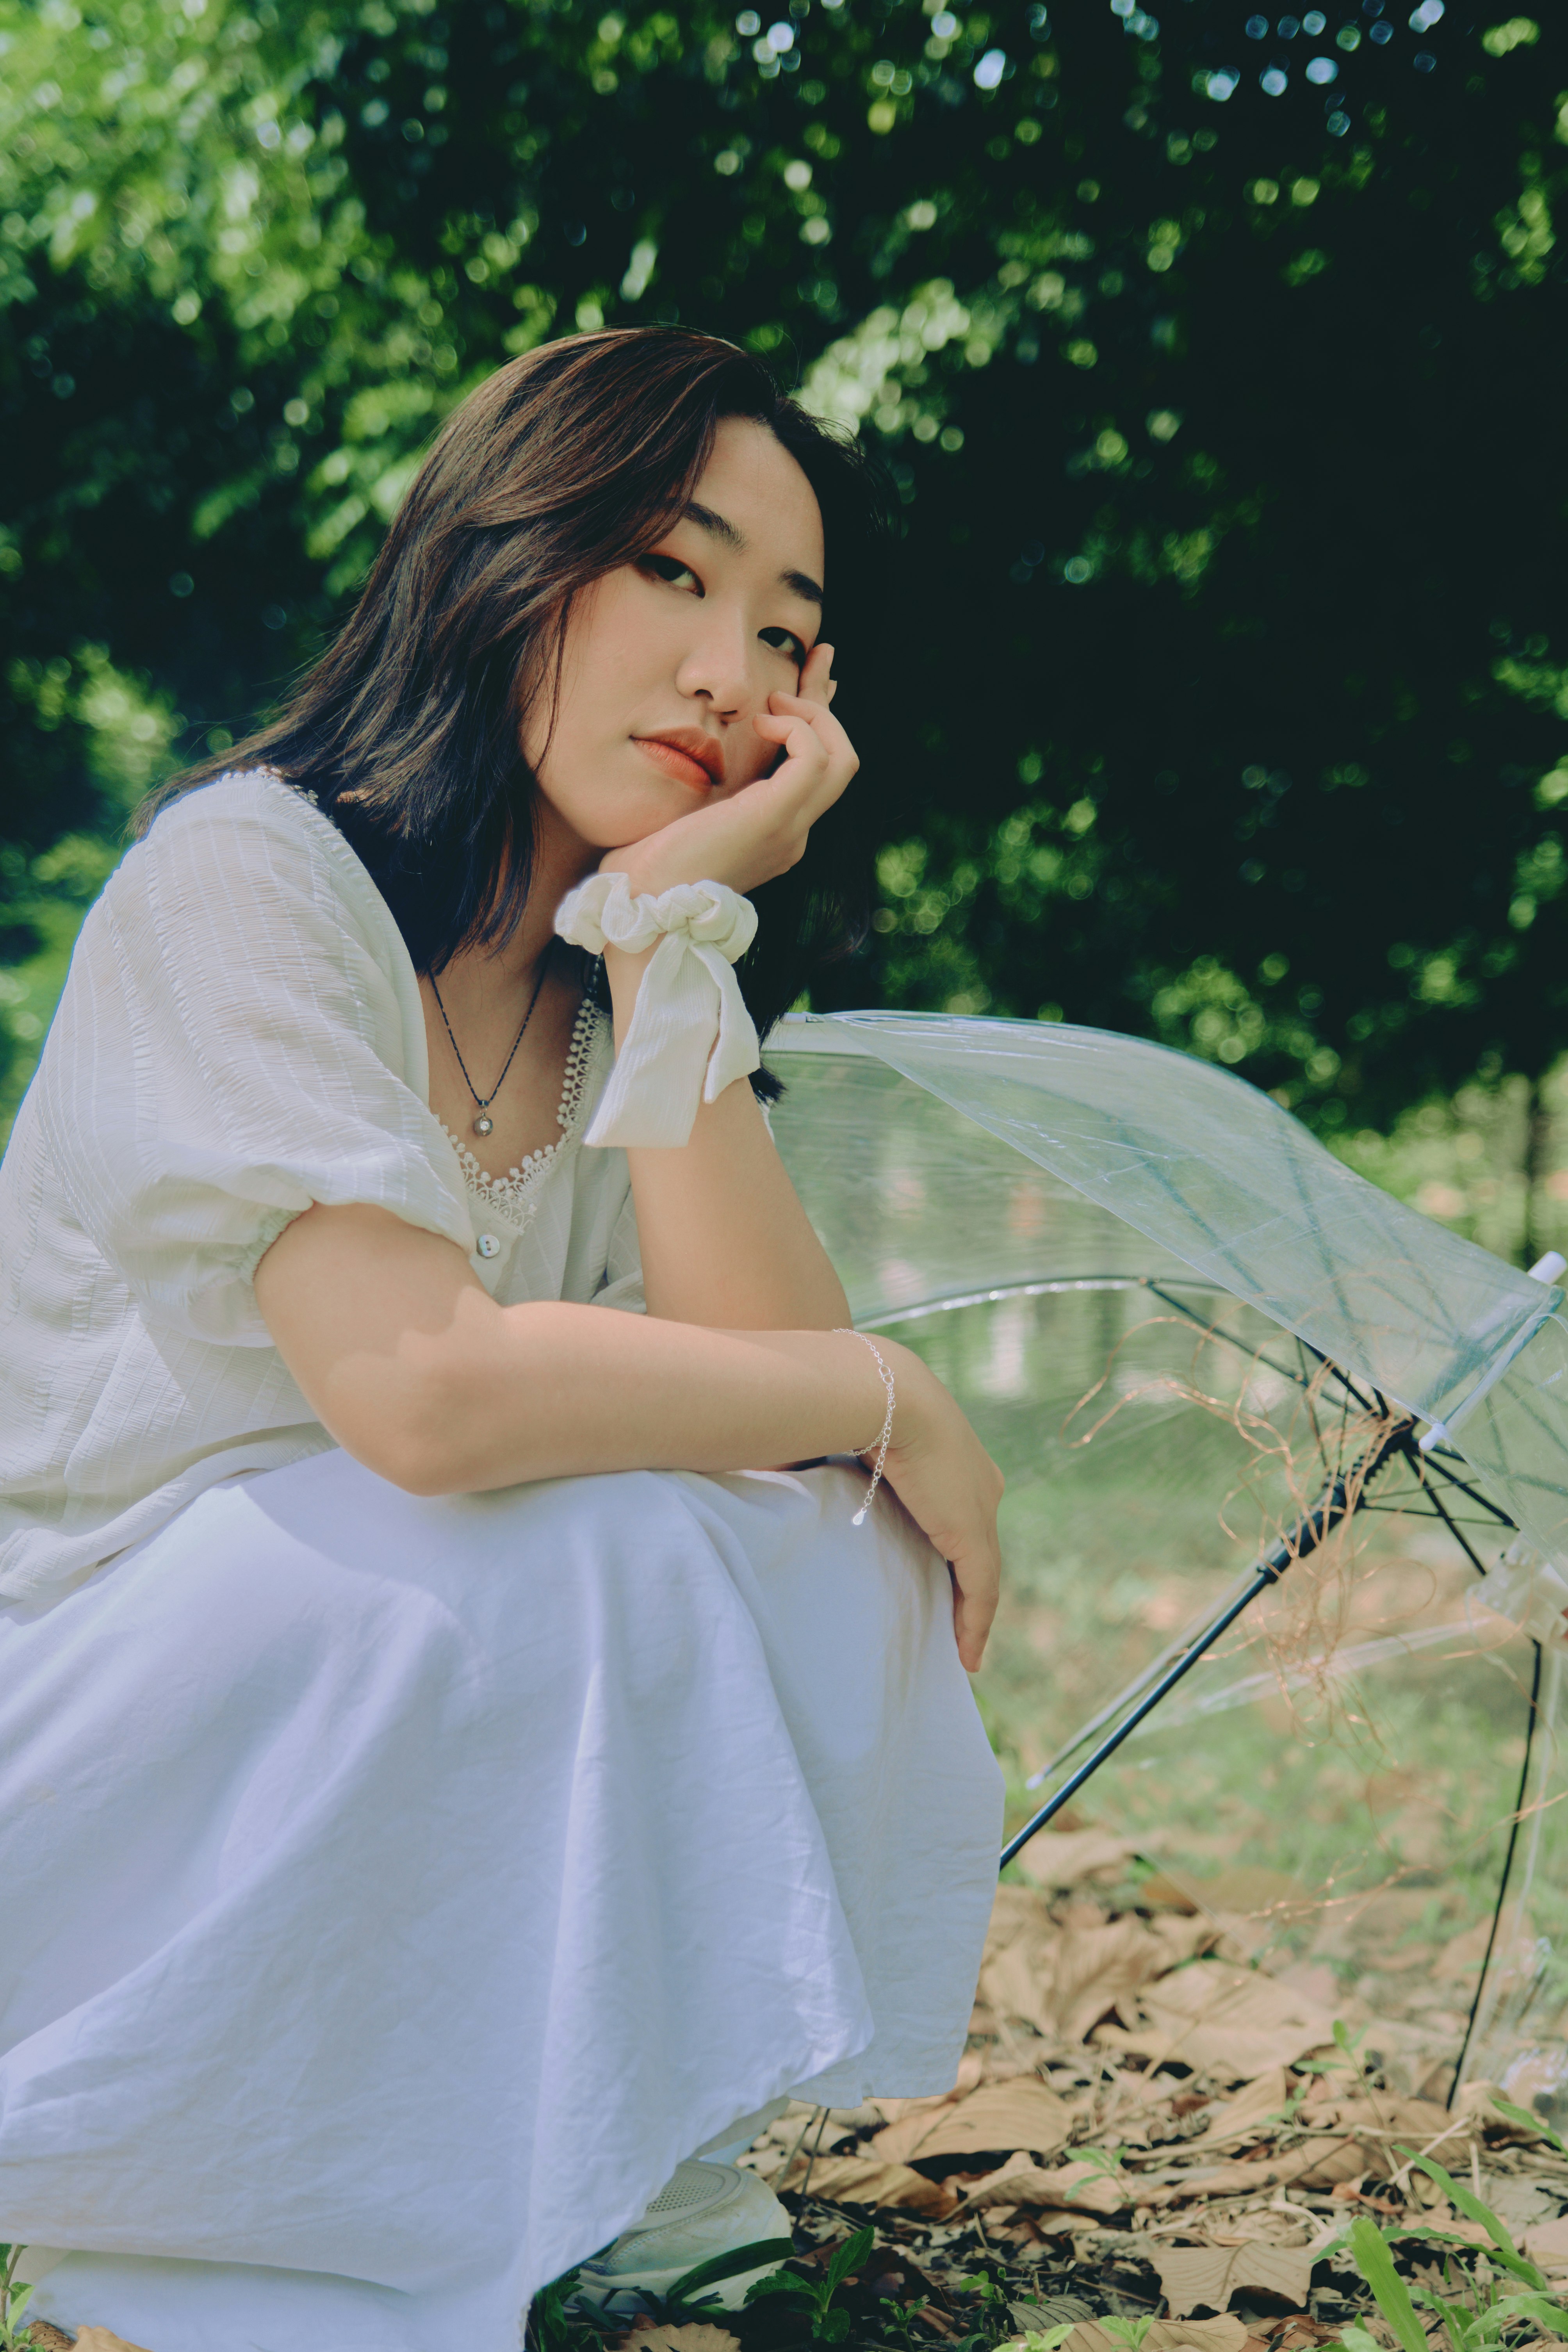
top-left (554, 873), bottom-right (761, 1148)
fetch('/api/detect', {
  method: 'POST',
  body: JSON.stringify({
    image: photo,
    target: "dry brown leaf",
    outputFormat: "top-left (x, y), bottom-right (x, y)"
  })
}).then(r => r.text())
top-left (67, 2334), bottom-right (156, 2352)
top-left (1143, 2160), bottom-right (1285, 2204)
top-left (1135, 2135), bottom-right (1369, 2207)
top-left (966, 2154), bottom-right (1127, 2215)
top-left (1112, 1961), bottom-right (1337, 2079)
top-left (965, 2153), bottom-right (1077, 2210)
top-left (1274, 2133), bottom-right (1370, 2190)
top-left (1146, 2241), bottom-right (1315, 2317)
top-left (984, 1915), bottom-right (1176, 2045)
top-left (973, 2164), bottom-right (1109, 2239)
top-left (1065, 2318), bottom-right (1249, 2352)
top-left (871, 2078), bottom-right (1074, 2166)
top-left (1524, 2217), bottom-right (1568, 2270)
top-left (1059, 1919), bottom-right (1181, 2044)
top-left (871, 2106), bottom-right (969, 2163)
top-left (1016, 1828), bottom-right (1142, 1891)
top-left (1302, 2095), bottom-right (1460, 2175)
top-left (1178, 2069), bottom-right (1291, 2154)
top-left (19, 2329), bottom-right (75, 2351)
top-left (1149, 1914), bottom-right (1221, 1970)
top-left (779, 2150), bottom-right (957, 2216)
top-left (624, 2325), bottom-right (741, 2352)
top-left (867, 2092), bottom-right (962, 2134)
top-left (1237, 2095), bottom-right (1465, 2188)
top-left (985, 1883), bottom-right (1056, 1955)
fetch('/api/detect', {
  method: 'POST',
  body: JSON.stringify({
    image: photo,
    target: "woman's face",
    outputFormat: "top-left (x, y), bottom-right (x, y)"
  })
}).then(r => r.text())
top-left (526, 416), bottom-right (826, 857)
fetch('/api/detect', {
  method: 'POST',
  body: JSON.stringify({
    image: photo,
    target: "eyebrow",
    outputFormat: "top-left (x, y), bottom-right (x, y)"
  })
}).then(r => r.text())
top-left (682, 499), bottom-right (824, 608)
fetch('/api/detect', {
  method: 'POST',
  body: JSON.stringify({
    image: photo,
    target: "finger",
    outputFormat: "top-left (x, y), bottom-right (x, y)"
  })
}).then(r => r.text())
top-left (753, 706), bottom-right (850, 785)
top-left (752, 713), bottom-right (853, 819)
top-left (950, 1547), bottom-right (999, 1673)
top-left (798, 640), bottom-right (836, 706)
top-left (750, 710), bottom-right (825, 754)
top-left (765, 693), bottom-right (856, 771)
top-left (951, 1572), bottom-right (987, 1673)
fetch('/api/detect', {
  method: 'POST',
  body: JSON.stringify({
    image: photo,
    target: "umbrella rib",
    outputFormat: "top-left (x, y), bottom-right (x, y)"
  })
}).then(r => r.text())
top-left (1414, 1449), bottom-right (1518, 1528)
top-left (1418, 1462), bottom-right (1497, 1583)
top-left (1140, 1279), bottom-right (1374, 1415)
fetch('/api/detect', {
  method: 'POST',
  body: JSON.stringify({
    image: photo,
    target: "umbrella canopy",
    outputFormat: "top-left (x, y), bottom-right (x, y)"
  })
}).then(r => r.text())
top-left (769, 1012), bottom-right (1568, 1559)
top-left (767, 1012), bottom-right (1568, 2101)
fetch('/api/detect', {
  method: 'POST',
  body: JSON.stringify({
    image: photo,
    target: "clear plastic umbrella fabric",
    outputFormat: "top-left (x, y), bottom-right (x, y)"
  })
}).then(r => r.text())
top-left (768, 1012), bottom-right (1568, 2119)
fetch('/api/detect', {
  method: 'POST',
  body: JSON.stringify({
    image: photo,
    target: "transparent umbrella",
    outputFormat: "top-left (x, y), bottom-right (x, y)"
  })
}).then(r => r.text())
top-left (768, 1012), bottom-right (1568, 2111)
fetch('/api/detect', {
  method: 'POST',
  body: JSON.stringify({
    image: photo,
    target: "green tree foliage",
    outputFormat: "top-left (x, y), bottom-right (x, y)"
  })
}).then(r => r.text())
top-left (0, 0), bottom-right (1564, 1130)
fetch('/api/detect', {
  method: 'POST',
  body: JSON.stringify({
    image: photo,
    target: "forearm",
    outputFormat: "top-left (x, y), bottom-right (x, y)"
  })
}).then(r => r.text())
top-left (257, 1203), bottom-right (883, 1494)
top-left (417, 1303), bottom-right (877, 1490)
top-left (604, 941), bottom-right (850, 1329)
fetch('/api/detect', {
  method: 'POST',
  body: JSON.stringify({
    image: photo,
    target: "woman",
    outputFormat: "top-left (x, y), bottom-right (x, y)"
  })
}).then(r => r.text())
top-left (0, 328), bottom-right (1005, 2352)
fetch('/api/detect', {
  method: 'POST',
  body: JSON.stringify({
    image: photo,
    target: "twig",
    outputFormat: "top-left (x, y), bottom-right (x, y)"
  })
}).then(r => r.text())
top-left (778, 2104), bottom-right (825, 2193)
top-left (796, 2106), bottom-right (832, 2206)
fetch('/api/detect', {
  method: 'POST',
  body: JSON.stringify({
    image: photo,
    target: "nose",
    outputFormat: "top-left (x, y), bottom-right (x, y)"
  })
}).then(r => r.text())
top-left (673, 603), bottom-right (758, 719)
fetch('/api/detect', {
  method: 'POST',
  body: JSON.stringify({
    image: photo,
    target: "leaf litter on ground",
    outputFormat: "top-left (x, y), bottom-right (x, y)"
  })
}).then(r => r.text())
top-left (510, 1832), bottom-right (1568, 2352)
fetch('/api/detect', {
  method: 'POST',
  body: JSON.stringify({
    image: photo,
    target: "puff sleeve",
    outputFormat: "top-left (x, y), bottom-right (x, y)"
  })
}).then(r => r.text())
top-left (37, 776), bottom-right (476, 1346)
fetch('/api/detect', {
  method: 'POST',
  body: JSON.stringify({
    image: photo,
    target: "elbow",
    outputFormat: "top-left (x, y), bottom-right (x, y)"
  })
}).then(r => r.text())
top-left (335, 1416), bottom-right (463, 1499)
top-left (319, 1364), bottom-right (493, 1498)
top-left (370, 1442), bottom-right (466, 1500)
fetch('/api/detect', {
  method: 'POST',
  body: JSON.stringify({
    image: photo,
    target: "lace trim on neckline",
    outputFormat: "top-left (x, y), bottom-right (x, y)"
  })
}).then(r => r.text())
top-left (439, 996), bottom-right (602, 1233)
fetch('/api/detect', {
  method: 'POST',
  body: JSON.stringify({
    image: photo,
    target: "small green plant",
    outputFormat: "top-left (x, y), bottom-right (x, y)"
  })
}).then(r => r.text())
top-left (1346, 2182), bottom-right (1568, 2352)
top-left (880, 2290), bottom-right (933, 2352)
top-left (957, 2272), bottom-right (1010, 2307)
top-left (526, 2268), bottom-right (611, 2352)
top-left (0, 2244), bottom-right (36, 2352)
top-left (1299, 2019), bottom-right (1372, 2091)
top-left (1059, 2147), bottom-right (1128, 2202)
top-left (1098, 2320), bottom-right (1157, 2352)
top-left (746, 2225), bottom-right (876, 2343)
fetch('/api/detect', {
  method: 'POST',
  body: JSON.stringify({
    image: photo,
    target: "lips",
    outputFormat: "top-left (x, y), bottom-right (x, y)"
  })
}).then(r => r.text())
top-left (632, 730), bottom-right (726, 791)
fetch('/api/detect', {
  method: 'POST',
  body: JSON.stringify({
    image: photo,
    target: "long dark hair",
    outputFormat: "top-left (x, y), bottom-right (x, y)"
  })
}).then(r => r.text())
top-left (138, 328), bottom-right (894, 1047)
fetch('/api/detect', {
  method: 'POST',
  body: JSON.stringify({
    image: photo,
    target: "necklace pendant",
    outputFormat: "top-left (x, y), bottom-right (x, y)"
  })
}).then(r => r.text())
top-left (473, 1112), bottom-right (494, 1137)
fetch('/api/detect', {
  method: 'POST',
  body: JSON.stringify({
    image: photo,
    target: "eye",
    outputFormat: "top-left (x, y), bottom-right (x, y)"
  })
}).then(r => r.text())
top-left (760, 625), bottom-right (807, 665)
top-left (638, 552), bottom-right (702, 594)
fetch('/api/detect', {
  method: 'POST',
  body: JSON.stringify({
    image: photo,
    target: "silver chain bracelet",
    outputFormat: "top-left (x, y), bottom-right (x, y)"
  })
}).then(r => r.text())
top-left (835, 1329), bottom-right (896, 1526)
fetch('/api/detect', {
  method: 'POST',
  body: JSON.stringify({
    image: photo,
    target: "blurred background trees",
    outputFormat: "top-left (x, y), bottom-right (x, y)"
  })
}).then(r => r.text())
top-left (1, 0), bottom-right (1565, 1246)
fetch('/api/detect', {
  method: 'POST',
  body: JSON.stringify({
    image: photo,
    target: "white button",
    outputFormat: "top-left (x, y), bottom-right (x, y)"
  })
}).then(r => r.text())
top-left (476, 1233), bottom-right (502, 1260)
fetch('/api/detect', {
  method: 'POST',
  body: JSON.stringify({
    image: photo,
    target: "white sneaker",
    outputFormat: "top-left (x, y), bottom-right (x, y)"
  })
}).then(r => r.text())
top-left (571, 2160), bottom-right (793, 2317)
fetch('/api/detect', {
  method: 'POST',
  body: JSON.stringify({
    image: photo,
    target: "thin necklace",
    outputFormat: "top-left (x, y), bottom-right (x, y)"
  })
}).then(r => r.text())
top-left (429, 952), bottom-right (550, 1138)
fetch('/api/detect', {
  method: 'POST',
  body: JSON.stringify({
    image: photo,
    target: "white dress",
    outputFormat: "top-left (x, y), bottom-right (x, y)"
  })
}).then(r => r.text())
top-left (0, 777), bottom-right (1003, 2352)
